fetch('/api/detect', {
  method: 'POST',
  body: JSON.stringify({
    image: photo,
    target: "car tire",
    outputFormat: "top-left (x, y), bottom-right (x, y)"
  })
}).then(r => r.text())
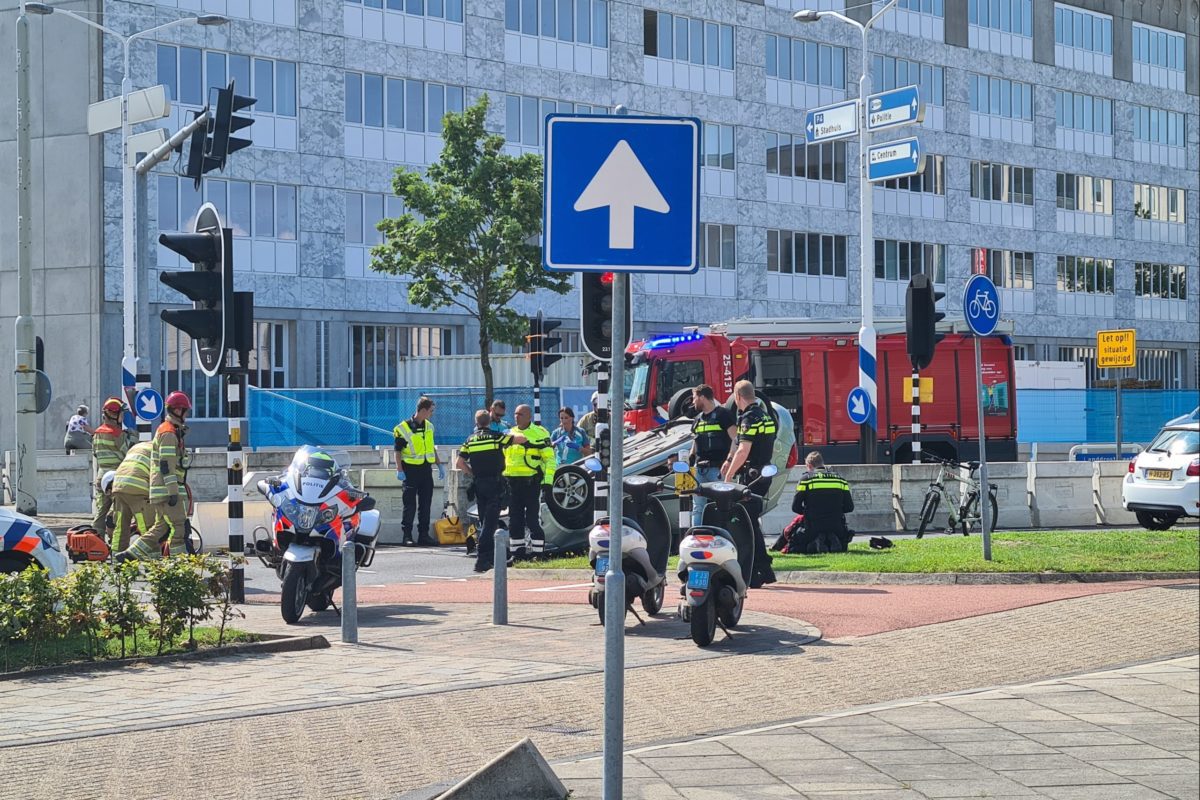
top-left (0, 553), bottom-right (33, 575)
top-left (546, 465), bottom-right (594, 530)
top-left (1135, 510), bottom-right (1179, 531)
top-left (667, 389), bottom-right (698, 421)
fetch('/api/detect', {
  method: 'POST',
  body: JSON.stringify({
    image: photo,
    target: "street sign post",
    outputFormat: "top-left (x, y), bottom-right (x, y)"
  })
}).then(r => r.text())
top-left (867, 85), bottom-right (924, 132)
top-left (963, 274), bottom-right (1000, 562)
top-left (1098, 329), bottom-right (1137, 463)
top-left (804, 99), bottom-right (859, 144)
top-left (543, 115), bottom-right (700, 273)
top-left (133, 387), bottom-right (163, 422)
top-left (847, 387), bottom-right (871, 425)
top-left (868, 137), bottom-right (925, 182)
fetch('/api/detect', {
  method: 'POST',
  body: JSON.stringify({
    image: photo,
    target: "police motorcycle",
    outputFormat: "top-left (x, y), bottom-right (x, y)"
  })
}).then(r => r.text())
top-left (585, 459), bottom-right (673, 626)
top-left (676, 462), bottom-right (779, 647)
top-left (253, 447), bottom-right (381, 623)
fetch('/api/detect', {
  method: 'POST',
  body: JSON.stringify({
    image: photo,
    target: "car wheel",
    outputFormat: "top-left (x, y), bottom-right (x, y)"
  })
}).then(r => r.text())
top-left (667, 388), bottom-right (699, 421)
top-left (0, 553), bottom-right (33, 575)
top-left (1135, 510), bottom-right (1179, 531)
top-left (546, 465), bottom-right (594, 530)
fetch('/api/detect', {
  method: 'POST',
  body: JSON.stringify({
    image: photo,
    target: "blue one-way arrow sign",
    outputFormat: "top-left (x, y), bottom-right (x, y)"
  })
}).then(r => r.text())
top-left (847, 386), bottom-right (871, 426)
top-left (867, 137), bottom-right (925, 182)
top-left (804, 99), bottom-right (859, 144)
top-left (868, 85), bottom-right (924, 132)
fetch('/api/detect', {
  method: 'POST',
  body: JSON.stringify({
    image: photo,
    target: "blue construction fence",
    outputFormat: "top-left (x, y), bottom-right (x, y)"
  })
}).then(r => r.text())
top-left (1016, 389), bottom-right (1198, 444)
top-left (246, 386), bottom-right (594, 448)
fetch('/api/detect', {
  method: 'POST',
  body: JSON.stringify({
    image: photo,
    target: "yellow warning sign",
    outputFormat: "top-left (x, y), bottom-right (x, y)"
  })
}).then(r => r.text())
top-left (903, 376), bottom-right (934, 404)
top-left (1097, 329), bottom-right (1136, 368)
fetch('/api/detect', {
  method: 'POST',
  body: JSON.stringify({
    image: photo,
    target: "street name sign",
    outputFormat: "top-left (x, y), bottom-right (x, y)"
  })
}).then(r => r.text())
top-left (804, 99), bottom-right (859, 144)
top-left (87, 85), bottom-right (171, 136)
top-left (867, 137), bottom-right (925, 182)
top-left (867, 85), bottom-right (924, 132)
top-left (543, 115), bottom-right (700, 274)
top-left (1097, 329), bottom-right (1136, 368)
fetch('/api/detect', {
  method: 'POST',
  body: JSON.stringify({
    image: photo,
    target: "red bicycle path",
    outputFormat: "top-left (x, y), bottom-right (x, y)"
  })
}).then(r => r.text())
top-left (247, 576), bottom-right (1194, 639)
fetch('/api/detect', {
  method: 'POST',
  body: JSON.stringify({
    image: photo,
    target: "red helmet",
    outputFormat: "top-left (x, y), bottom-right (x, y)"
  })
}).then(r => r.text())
top-left (165, 391), bottom-right (192, 412)
top-left (102, 397), bottom-right (125, 415)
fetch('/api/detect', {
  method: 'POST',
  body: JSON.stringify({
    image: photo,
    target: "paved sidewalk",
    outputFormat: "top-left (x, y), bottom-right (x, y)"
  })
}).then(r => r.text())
top-left (558, 655), bottom-right (1200, 799)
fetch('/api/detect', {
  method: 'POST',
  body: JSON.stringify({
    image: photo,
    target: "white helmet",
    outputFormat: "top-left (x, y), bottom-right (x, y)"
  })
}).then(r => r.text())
top-left (591, 391), bottom-right (599, 406)
top-left (101, 470), bottom-right (117, 493)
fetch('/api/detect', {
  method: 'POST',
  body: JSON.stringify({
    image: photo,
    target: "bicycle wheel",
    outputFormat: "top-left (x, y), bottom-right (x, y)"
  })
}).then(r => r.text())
top-left (961, 493), bottom-right (998, 535)
top-left (916, 491), bottom-right (940, 539)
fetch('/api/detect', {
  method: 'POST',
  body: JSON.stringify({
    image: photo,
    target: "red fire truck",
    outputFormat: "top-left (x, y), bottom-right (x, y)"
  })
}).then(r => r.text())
top-left (622, 317), bottom-right (1017, 464)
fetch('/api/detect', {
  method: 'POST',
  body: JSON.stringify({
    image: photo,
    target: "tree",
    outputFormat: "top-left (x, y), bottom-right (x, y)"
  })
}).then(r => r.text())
top-left (371, 94), bottom-right (570, 404)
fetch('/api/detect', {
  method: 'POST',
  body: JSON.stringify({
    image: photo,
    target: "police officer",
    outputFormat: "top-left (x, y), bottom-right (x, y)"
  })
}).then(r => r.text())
top-left (689, 384), bottom-right (737, 526)
top-left (90, 397), bottom-right (129, 533)
top-left (792, 451), bottom-right (855, 553)
top-left (503, 404), bottom-right (556, 556)
top-left (394, 396), bottom-right (444, 546)
top-left (457, 410), bottom-right (529, 572)
top-left (119, 391), bottom-right (191, 561)
top-left (723, 380), bottom-right (778, 587)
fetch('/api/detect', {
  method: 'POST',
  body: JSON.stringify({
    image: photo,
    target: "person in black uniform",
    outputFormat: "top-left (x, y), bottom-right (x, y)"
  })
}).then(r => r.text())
top-left (456, 410), bottom-right (526, 572)
top-left (689, 384), bottom-right (737, 526)
top-left (723, 380), bottom-right (779, 588)
top-left (792, 450), bottom-right (855, 553)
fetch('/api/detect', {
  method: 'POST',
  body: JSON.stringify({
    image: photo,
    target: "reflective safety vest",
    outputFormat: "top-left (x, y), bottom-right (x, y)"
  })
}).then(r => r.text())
top-left (149, 421), bottom-right (188, 502)
top-left (112, 442), bottom-right (153, 495)
top-left (459, 429), bottom-right (512, 479)
top-left (503, 424), bottom-right (556, 485)
top-left (395, 419), bottom-right (436, 466)
top-left (737, 403), bottom-right (778, 469)
top-left (92, 422), bottom-right (128, 473)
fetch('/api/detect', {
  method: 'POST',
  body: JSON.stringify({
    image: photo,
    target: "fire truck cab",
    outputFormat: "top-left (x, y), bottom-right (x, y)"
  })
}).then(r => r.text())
top-left (623, 317), bottom-right (1017, 464)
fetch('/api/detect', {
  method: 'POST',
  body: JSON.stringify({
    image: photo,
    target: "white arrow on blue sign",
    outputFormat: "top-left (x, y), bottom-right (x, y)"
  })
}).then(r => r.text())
top-left (867, 85), bottom-right (924, 132)
top-left (543, 114), bottom-right (700, 274)
top-left (963, 274), bottom-right (1001, 337)
top-left (867, 137), bottom-right (925, 182)
top-left (804, 99), bottom-right (859, 144)
top-left (134, 388), bottom-right (163, 422)
top-left (846, 386), bottom-right (872, 426)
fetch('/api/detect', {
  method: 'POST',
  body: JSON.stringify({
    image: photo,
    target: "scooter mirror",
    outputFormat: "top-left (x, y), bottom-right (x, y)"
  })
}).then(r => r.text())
top-left (760, 464), bottom-right (779, 478)
top-left (671, 460), bottom-right (691, 473)
top-left (583, 457), bottom-right (603, 472)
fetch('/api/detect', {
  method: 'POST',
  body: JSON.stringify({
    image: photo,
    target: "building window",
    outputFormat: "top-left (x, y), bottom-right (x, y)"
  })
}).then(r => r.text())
top-left (702, 123), bottom-right (735, 170)
top-left (245, 322), bottom-right (290, 389)
top-left (1055, 173), bottom-right (1111, 214)
top-left (766, 35), bottom-right (847, 89)
top-left (1135, 263), bottom-right (1188, 301)
top-left (504, 0), bottom-right (609, 47)
top-left (768, 230), bottom-right (848, 276)
top-left (765, 135), bottom-right (847, 183)
top-left (643, 11), bottom-right (733, 69)
top-left (315, 321), bottom-right (331, 388)
top-left (1056, 255), bottom-right (1114, 294)
top-left (891, 0), bottom-right (944, 15)
top-left (972, 248), bottom-right (1034, 289)
top-left (346, 0), bottom-right (463, 20)
top-left (874, 240), bottom-right (945, 283)
top-left (968, 74), bottom-right (1033, 120)
top-left (1133, 22), bottom-right (1186, 90)
top-left (1054, 90), bottom-right (1113, 134)
top-left (350, 324), bottom-right (400, 388)
top-left (880, 154), bottom-right (944, 193)
top-left (969, 162), bottom-right (1033, 205)
top-left (969, 0), bottom-right (1031, 35)
top-left (1133, 106), bottom-right (1185, 148)
top-left (870, 55), bottom-right (944, 105)
top-left (157, 45), bottom-right (296, 116)
top-left (701, 224), bottom-right (736, 270)
top-left (344, 73), bottom-right (464, 133)
top-left (504, 95), bottom-right (606, 148)
top-left (1054, 4), bottom-right (1112, 57)
top-left (1134, 184), bottom-right (1186, 224)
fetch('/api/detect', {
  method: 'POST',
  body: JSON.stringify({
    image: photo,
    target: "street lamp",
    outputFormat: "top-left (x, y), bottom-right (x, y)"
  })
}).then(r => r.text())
top-left (795, 0), bottom-right (896, 464)
top-left (23, 3), bottom-right (227, 432)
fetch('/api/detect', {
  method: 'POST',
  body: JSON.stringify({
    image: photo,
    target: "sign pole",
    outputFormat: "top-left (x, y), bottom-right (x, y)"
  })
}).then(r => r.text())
top-left (975, 335), bottom-right (992, 561)
top-left (1115, 368), bottom-right (1123, 461)
top-left (603, 273), bottom-right (627, 800)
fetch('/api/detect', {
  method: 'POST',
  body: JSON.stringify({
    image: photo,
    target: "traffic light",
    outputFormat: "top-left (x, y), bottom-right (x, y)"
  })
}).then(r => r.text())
top-left (159, 203), bottom-right (233, 378)
top-left (580, 271), bottom-right (632, 361)
top-left (905, 273), bottom-right (946, 371)
top-left (208, 79), bottom-right (255, 169)
top-left (527, 311), bottom-right (563, 381)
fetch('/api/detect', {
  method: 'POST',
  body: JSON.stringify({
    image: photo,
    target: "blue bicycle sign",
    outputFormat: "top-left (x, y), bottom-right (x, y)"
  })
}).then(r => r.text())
top-left (963, 274), bottom-right (1000, 336)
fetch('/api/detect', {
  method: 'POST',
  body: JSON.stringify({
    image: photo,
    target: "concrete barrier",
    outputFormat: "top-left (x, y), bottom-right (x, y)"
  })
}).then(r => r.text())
top-left (891, 464), bottom-right (942, 532)
top-left (988, 461), bottom-right (1033, 530)
top-left (1091, 460), bottom-right (1139, 527)
top-left (1027, 461), bottom-right (1095, 529)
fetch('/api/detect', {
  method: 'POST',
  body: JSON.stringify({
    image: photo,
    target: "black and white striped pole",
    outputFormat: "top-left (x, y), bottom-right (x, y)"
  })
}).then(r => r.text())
top-left (593, 368), bottom-right (609, 524)
top-left (910, 370), bottom-right (921, 466)
top-left (226, 360), bottom-right (246, 603)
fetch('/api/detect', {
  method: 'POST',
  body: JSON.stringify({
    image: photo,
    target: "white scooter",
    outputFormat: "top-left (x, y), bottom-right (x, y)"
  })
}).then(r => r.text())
top-left (676, 463), bottom-right (778, 647)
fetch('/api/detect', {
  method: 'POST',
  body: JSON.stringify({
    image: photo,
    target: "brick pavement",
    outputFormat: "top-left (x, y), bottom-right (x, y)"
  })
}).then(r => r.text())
top-left (0, 584), bottom-right (1195, 800)
top-left (557, 655), bottom-right (1199, 799)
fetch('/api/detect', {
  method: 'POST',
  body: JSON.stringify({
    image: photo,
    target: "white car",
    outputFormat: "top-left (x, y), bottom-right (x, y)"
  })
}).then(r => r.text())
top-left (1122, 422), bottom-right (1200, 530)
top-left (0, 507), bottom-right (69, 579)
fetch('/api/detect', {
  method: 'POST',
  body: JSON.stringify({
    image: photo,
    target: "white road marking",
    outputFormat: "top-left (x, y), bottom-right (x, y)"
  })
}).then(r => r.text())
top-left (523, 583), bottom-right (593, 593)
top-left (413, 575), bottom-right (468, 582)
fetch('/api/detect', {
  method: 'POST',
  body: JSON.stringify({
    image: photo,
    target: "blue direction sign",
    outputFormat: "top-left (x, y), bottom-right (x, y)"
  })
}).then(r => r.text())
top-left (543, 115), bottom-right (700, 274)
top-left (867, 85), bottom-right (924, 132)
top-left (847, 387), bottom-right (872, 425)
top-left (867, 137), bottom-right (925, 182)
top-left (134, 388), bottom-right (163, 422)
top-left (804, 99), bottom-right (859, 144)
top-left (963, 274), bottom-right (1001, 336)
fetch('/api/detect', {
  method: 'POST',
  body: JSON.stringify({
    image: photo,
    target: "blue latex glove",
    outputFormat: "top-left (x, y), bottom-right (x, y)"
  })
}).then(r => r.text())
top-left (395, 469), bottom-right (406, 482)
top-left (436, 463), bottom-right (446, 481)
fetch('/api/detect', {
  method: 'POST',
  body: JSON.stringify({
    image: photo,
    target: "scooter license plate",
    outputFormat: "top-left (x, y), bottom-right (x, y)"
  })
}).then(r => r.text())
top-left (687, 570), bottom-right (710, 590)
top-left (595, 555), bottom-right (609, 575)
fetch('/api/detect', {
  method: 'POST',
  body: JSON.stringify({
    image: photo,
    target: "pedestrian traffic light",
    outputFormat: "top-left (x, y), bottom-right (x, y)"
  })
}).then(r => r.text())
top-left (159, 203), bottom-right (233, 378)
top-left (208, 79), bottom-right (255, 169)
top-left (905, 273), bottom-right (946, 371)
top-left (527, 311), bottom-right (563, 380)
top-left (580, 272), bottom-right (631, 361)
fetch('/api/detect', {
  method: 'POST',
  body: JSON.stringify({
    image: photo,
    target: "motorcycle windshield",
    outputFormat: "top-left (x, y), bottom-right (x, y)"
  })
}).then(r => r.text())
top-left (287, 446), bottom-right (345, 504)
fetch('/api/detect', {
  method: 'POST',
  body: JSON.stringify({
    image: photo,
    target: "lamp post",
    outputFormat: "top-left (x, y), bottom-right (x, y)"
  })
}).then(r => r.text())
top-left (23, 3), bottom-right (226, 433)
top-left (795, 0), bottom-right (896, 464)
top-left (14, 3), bottom-right (37, 513)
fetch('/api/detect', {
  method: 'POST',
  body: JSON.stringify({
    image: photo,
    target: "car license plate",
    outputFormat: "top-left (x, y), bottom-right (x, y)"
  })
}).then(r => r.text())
top-left (1148, 469), bottom-right (1173, 481)
top-left (687, 570), bottom-right (710, 590)
top-left (595, 555), bottom-right (609, 575)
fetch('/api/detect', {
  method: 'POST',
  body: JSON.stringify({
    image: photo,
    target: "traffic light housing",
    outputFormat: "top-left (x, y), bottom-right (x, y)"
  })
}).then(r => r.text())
top-left (527, 311), bottom-right (563, 381)
top-left (580, 272), bottom-right (632, 361)
top-left (159, 203), bottom-right (233, 378)
top-left (208, 80), bottom-right (255, 169)
top-left (905, 273), bottom-right (946, 371)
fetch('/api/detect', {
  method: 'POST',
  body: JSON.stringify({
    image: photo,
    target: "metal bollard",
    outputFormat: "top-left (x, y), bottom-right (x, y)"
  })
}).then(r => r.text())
top-left (341, 532), bottom-right (358, 643)
top-left (493, 527), bottom-right (509, 625)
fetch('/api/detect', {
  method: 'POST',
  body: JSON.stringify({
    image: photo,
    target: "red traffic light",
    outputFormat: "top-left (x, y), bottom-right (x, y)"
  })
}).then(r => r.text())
top-left (599, 271), bottom-right (615, 286)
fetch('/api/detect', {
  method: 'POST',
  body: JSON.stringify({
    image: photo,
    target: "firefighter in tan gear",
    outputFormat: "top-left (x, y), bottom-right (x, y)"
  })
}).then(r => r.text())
top-left (90, 397), bottom-right (130, 533)
top-left (118, 391), bottom-right (192, 561)
top-left (109, 441), bottom-right (154, 552)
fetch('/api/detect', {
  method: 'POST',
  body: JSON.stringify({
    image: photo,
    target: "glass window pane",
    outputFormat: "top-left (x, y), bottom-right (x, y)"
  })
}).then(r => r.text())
top-left (780, 230), bottom-right (793, 274)
top-left (506, 0), bottom-right (519, 29)
top-left (521, 96), bottom-right (538, 146)
top-left (158, 176), bottom-right (178, 231)
top-left (345, 73), bottom-right (362, 123)
top-left (447, 85), bottom-right (463, 114)
top-left (793, 40), bottom-right (805, 81)
top-left (659, 13), bottom-right (673, 59)
top-left (206, 52), bottom-right (226, 97)
top-left (364, 74), bottom-right (383, 127)
top-left (779, 135), bottom-right (792, 176)
top-left (345, 194), bottom-right (362, 243)
top-left (540, 0), bottom-right (555, 37)
top-left (766, 132), bottom-right (778, 174)
top-left (406, 80), bottom-right (425, 132)
top-left (407, 0), bottom-right (422, 13)
top-left (228, 182), bottom-right (251, 237)
top-left (365, 194), bottom-right (384, 246)
top-left (674, 16), bottom-right (688, 62)
top-left (447, 0), bottom-right (462, 22)
top-left (689, 18), bottom-right (703, 65)
top-left (721, 226), bottom-right (735, 268)
top-left (720, 25), bottom-right (733, 69)
top-left (592, 0), bottom-right (607, 47)
top-left (706, 225), bottom-right (720, 268)
top-left (805, 41), bottom-right (818, 84)
top-left (427, 83), bottom-right (445, 131)
top-left (705, 22), bottom-right (718, 66)
top-left (276, 186), bottom-right (296, 241)
top-left (577, 0), bottom-right (591, 44)
top-left (765, 35), bottom-right (775, 77)
top-left (254, 184), bottom-right (274, 238)
top-left (179, 47), bottom-right (203, 106)
top-left (767, 229), bottom-right (778, 271)
top-left (205, 180), bottom-right (227, 220)
top-left (387, 79), bottom-right (405, 129)
top-left (254, 59), bottom-right (274, 114)
top-left (505, 95), bottom-right (521, 141)
top-left (521, 0), bottom-right (537, 34)
top-left (832, 48), bottom-right (844, 89)
top-left (806, 234), bottom-right (819, 276)
top-left (157, 45), bottom-right (178, 102)
top-left (719, 125), bottom-right (734, 170)
top-left (229, 54), bottom-right (251, 98)
top-left (834, 142), bottom-right (846, 183)
top-left (276, 62), bottom-right (297, 117)
top-left (557, 0), bottom-right (572, 41)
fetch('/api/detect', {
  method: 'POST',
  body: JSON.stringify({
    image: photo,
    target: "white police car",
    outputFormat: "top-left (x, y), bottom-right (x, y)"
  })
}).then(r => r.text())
top-left (0, 507), bottom-right (68, 579)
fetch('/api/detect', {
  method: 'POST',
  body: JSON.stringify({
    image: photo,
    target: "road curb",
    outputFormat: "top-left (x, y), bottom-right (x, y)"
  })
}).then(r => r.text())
top-left (510, 568), bottom-right (1199, 585)
top-left (0, 633), bottom-right (329, 682)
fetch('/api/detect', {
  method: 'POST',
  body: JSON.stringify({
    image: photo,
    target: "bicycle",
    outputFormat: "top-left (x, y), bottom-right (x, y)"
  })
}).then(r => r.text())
top-left (915, 453), bottom-right (998, 538)
top-left (968, 290), bottom-right (997, 320)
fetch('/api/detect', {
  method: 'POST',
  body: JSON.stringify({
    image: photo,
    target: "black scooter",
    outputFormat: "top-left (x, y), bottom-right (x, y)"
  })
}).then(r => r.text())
top-left (587, 472), bottom-right (673, 625)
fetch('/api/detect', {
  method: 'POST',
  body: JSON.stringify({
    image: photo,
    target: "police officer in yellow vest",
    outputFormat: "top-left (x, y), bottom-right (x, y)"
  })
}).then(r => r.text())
top-left (394, 396), bottom-right (444, 546)
top-left (503, 404), bottom-right (556, 556)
